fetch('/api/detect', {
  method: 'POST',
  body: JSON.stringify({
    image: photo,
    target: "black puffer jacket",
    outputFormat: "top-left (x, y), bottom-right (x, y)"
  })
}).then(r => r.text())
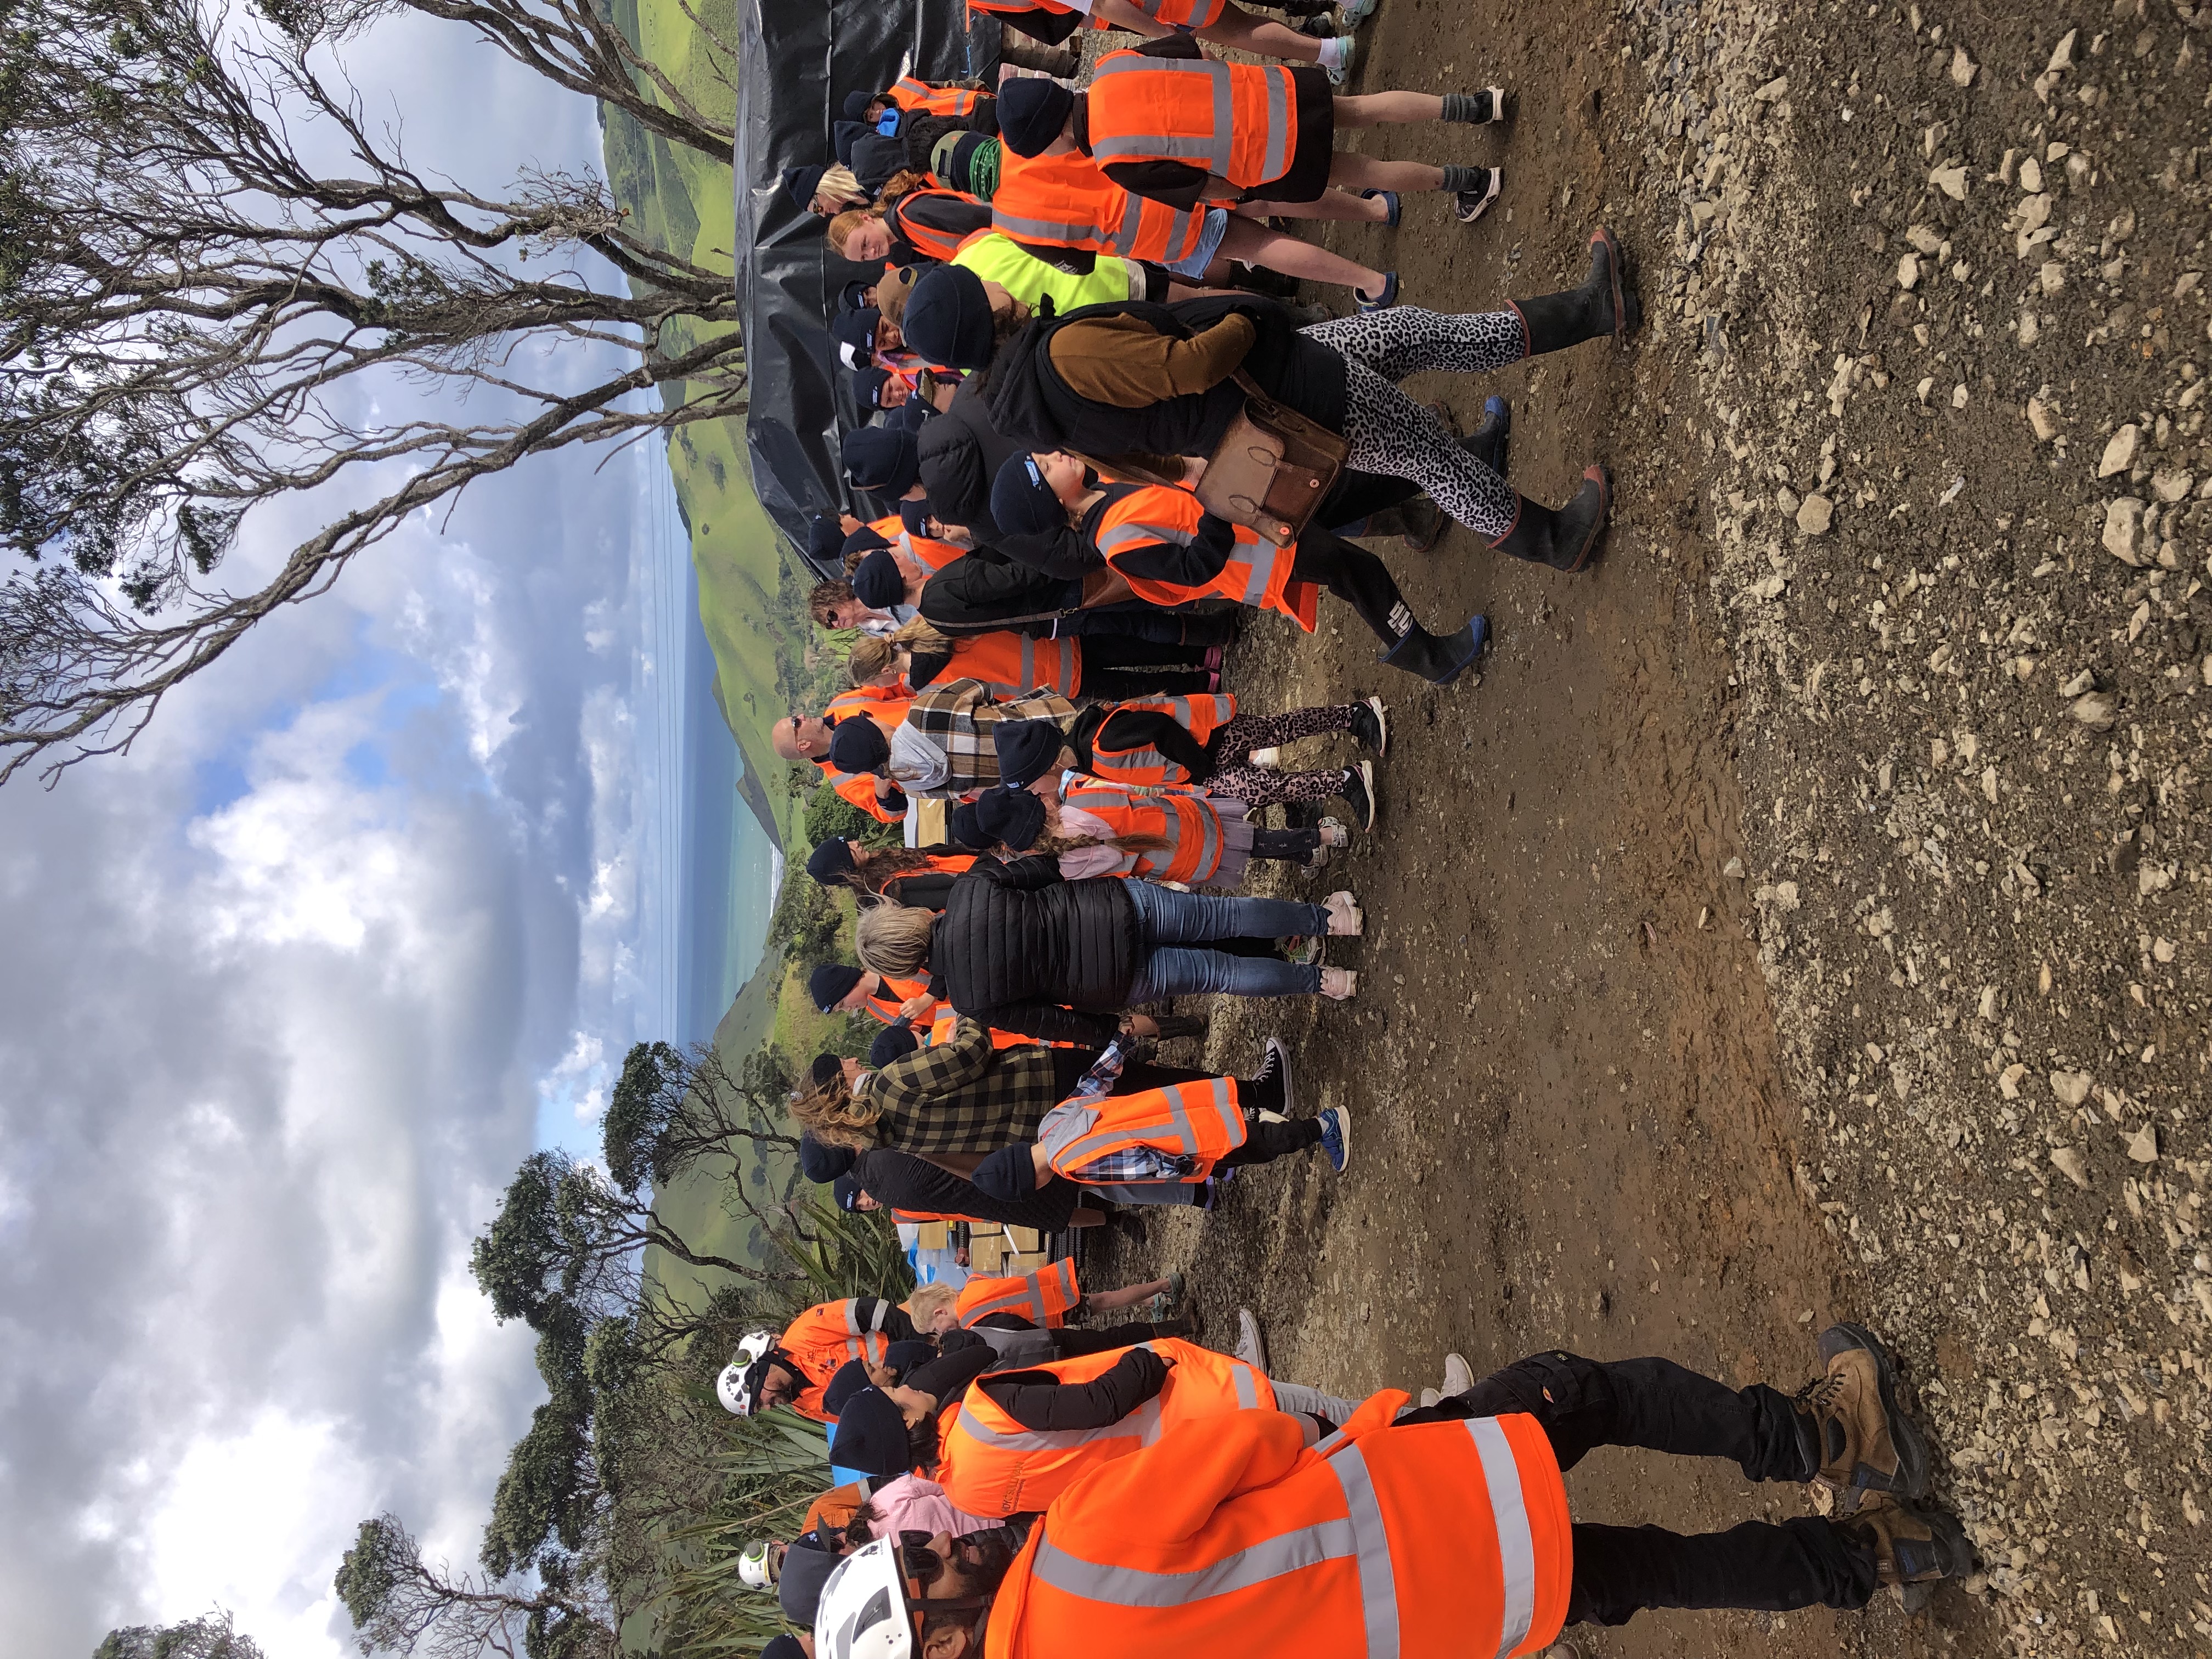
top-left (929, 855), bottom-right (1141, 1045)
top-left (918, 380), bottom-right (1025, 537)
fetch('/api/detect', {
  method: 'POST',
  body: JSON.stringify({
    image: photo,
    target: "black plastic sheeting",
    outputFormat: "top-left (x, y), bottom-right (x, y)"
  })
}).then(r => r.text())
top-left (733, 0), bottom-right (989, 574)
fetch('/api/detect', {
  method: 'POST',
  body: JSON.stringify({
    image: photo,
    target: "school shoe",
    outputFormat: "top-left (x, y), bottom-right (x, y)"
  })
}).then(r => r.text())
top-left (1318, 1105), bottom-right (1352, 1172)
top-left (1358, 187), bottom-right (1402, 228)
top-left (1439, 1352), bottom-right (1475, 1397)
top-left (1466, 395), bottom-right (1512, 478)
top-left (1838, 1492), bottom-right (1976, 1610)
top-left (1382, 616), bottom-right (1488, 685)
top-left (1354, 270), bottom-right (1399, 311)
top-left (1338, 759), bottom-right (1378, 830)
top-left (1346, 694), bottom-right (1389, 756)
top-left (1454, 167), bottom-right (1504, 224)
top-left (1235, 1307), bottom-right (1272, 1374)
top-left (1797, 1322), bottom-right (1932, 1514)
top-left (1256, 1036), bottom-right (1296, 1115)
top-left (1319, 967), bottom-right (1359, 999)
top-left (1488, 467), bottom-right (1611, 573)
top-left (1323, 890), bottom-right (1363, 936)
top-left (1509, 225), bottom-right (1642, 357)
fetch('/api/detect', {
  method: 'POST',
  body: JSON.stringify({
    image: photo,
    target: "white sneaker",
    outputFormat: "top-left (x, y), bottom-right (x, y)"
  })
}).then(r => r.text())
top-left (1419, 1387), bottom-right (1442, 1408)
top-left (1320, 966), bottom-right (1359, 1000)
top-left (1247, 746), bottom-right (1282, 768)
top-left (1441, 1352), bottom-right (1475, 1397)
top-left (1235, 1307), bottom-right (1271, 1374)
top-left (1323, 890), bottom-right (1363, 936)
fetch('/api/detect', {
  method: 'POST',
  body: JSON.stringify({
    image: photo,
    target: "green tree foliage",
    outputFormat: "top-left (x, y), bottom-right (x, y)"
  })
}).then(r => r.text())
top-left (801, 782), bottom-right (900, 851)
top-left (93, 1610), bottom-right (264, 1659)
top-left (766, 856), bottom-right (848, 975)
top-left (334, 1514), bottom-right (616, 1659)
top-left (600, 1039), bottom-right (798, 1199)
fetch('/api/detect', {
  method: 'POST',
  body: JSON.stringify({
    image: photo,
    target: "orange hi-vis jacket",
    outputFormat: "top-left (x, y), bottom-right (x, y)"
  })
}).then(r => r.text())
top-left (956, 1259), bottom-right (1081, 1328)
top-left (991, 146), bottom-right (1211, 266)
top-left (901, 529), bottom-right (967, 572)
top-left (1086, 50), bottom-right (1301, 194)
top-left (1088, 692), bottom-right (1237, 788)
top-left (816, 685), bottom-right (915, 825)
top-left (930, 631), bottom-right (1081, 699)
top-left (1091, 484), bottom-right (1319, 630)
top-left (925, 1005), bottom-right (1084, 1051)
top-left (1037, 1075), bottom-right (1246, 1186)
top-left (965, 0), bottom-right (1226, 26)
top-left (778, 1298), bottom-right (899, 1424)
top-left (1059, 776), bottom-right (1234, 883)
top-left (936, 1337), bottom-right (1274, 1516)
top-left (861, 971), bottom-right (934, 1026)
top-left (983, 1395), bottom-right (1573, 1659)
top-left (888, 76), bottom-right (984, 119)
top-left (868, 513), bottom-right (906, 542)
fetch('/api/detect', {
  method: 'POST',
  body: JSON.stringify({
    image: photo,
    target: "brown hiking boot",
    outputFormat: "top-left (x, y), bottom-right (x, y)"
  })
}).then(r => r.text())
top-left (1796, 1322), bottom-right (1931, 1513)
top-left (1841, 1492), bottom-right (1976, 1610)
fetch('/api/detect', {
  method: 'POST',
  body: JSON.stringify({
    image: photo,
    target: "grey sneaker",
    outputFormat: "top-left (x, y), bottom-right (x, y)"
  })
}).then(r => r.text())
top-left (1441, 1352), bottom-right (1474, 1396)
top-left (1235, 1307), bottom-right (1271, 1373)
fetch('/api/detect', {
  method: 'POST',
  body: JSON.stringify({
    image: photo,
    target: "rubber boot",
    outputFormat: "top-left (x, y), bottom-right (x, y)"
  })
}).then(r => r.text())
top-left (1466, 396), bottom-right (1511, 478)
top-left (1508, 226), bottom-right (1641, 356)
top-left (1150, 1013), bottom-right (1210, 1041)
top-left (1381, 616), bottom-right (1488, 685)
top-left (1342, 500), bottom-right (1447, 552)
top-left (1489, 466), bottom-right (1611, 573)
top-left (995, 37), bottom-right (1082, 77)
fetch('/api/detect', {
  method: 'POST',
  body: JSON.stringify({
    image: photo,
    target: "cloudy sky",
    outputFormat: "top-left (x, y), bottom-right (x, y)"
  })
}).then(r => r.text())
top-left (0, 15), bottom-right (690, 1654)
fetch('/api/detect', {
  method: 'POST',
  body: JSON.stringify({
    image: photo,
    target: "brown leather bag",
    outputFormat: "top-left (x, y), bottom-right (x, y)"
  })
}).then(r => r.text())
top-left (1190, 370), bottom-right (1348, 546)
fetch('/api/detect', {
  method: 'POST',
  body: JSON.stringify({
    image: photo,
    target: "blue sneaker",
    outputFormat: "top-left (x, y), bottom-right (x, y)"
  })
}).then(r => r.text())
top-left (1340, 0), bottom-right (1380, 21)
top-left (1358, 187), bottom-right (1401, 228)
top-left (1318, 1105), bottom-right (1352, 1173)
top-left (1355, 271), bottom-right (1398, 313)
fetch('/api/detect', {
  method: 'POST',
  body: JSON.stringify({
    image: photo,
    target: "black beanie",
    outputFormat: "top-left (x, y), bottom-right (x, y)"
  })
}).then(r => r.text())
top-left (806, 838), bottom-right (859, 887)
top-left (946, 802), bottom-right (991, 851)
top-left (991, 451), bottom-right (1070, 538)
top-left (838, 277), bottom-right (876, 313)
top-left (763, 1635), bottom-right (808, 1659)
top-left (806, 515), bottom-right (847, 566)
top-left (810, 1052), bottom-right (846, 1087)
top-left (842, 426), bottom-right (921, 497)
top-left (977, 785), bottom-right (1047, 851)
top-left (809, 963), bottom-right (865, 1012)
top-left (868, 1025), bottom-right (921, 1068)
top-left (850, 548), bottom-right (904, 610)
top-left (854, 365), bottom-right (894, 409)
top-left (780, 164), bottom-right (827, 212)
top-left (827, 715), bottom-right (892, 775)
top-left (799, 1131), bottom-right (857, 1183)
top-left (831, 1172), bottom-right (865, 1213)
top-left (903, 264), bottom-right (997, 371)
top-left (998, 78), bottom-right (1075, 157)
top-left (971, 1142), bottom-right (1039, 1201)
top-left (992, 718), bottom-right (1064, 789)
top-left (899, 496), bottom-right (936, 537)
top-left (843, 91), bottom-right (877, 121)
top-left (832, 120), bottom-right (867, 168)
top-left (828, 1388), bottom-right (916, 1479)
top-left (841, 524), bottom-right (892, 561)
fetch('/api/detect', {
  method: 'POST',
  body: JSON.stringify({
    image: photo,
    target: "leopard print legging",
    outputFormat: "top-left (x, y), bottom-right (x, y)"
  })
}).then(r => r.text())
top-left (1207, 704), bottom-right (1363, 805)
top-left (1300, 307), bottom-right (1527, 537)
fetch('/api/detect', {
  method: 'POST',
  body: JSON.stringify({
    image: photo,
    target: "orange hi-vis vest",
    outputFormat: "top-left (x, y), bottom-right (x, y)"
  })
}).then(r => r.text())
top-left (991, 146), bottom-right (1210, 266)
top-left (887, 189), bottom-right (980, 263)
top-left (1088, 692), bottom-right (1237, 789)
top-left (861, 971), bottom-right (933, 1026)
top-left (956, 1260), bottom-right (1080, 1328)
top-left (925, 1005), bottom-right (1082, 1051)
top-left (983, 1396), bottom-right (1573, 1659)
top-left (1092, 484), bottom-right (1319, 631)
top-left (778, 1298), bottom-right (898, 1424)
top-left (1086, 50), bottom-right (1300, 194)
top-left (889, 76), bottom-right (983, 119)
top-left (1060, 776), bottom-right (1231, 883)
top-left (868, 514), bottom-right (906, 541)
top-left (901, 529), bottom-right (966, 572)
top-left (965, 0), bottom-right (1221, 26)
top-left (936, 1337), bottom-right (1274, 1516)
top-left (932, 631), bottom-right (1080, 699)
top-left (1037, 1075), bottom-right (1245, 1186)
top-left (816, 685), bottom-right (915, 825)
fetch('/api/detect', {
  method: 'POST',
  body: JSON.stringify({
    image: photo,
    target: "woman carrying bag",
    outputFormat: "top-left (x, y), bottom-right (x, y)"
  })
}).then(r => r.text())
top-left (901, 229), bottom-right (1642, 573)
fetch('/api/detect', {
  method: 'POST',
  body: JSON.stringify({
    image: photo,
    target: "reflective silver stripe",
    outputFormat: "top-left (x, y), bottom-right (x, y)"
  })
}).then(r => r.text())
top-left (1098, 517), bottom-right (1192, 555)
top-left (1205, 1076), bottom-right (1243, 1145)
top-left (1468, 1418), bottom-right (1537, 1658)
top-left (1018, 635), bottom-right (1036, 691)
top-left (843, 1301), bottom-right (863, 1334)
top-left (1261, 70), bottom-right (1290, 181)
top-left (1029, 1520), bottom-right (1359, 1608)
top-left (992, 206), bottom-right (1104, 247)
top-left (955, 1395), bottom-right (1166, 1453)
top-left (865, 1300), bottom-right (889, 1332)
top-left (1189, 799), bottom-right (1220, 878)
top-left (1325, 1443), bottom-right (1402, 1659)
top-left (1052, 637), bottom-right (1077, 687)
top-left (1037, 1101), bottom-right (1102, 1164)
top-left (1089, 58), bottom-right (1235, 172)
top-left (1231, 1362), bottom-right (1259, 1408)
top-left (1237, 555), bottom-right (1272, 606)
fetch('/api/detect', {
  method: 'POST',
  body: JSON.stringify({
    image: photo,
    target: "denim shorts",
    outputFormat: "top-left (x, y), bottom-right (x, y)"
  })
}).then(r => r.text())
top-left (1159, 207), bottom-right (1231, 280)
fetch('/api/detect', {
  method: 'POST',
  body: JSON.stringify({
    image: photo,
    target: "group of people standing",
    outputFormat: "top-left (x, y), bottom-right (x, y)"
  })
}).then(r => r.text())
top-left (729, 10), bottom-right (1979, 1659)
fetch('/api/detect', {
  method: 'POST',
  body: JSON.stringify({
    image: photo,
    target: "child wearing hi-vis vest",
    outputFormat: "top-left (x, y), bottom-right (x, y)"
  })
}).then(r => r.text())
top-left (996, 49), bottom-right (1509, 310)
top-left (967, 1030), bottom-right (1348, 1209)
top-left (990, 448), bottom-right (1488, 686)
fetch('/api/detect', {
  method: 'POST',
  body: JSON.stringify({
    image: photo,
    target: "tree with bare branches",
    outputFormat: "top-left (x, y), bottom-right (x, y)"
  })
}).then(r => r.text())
top-left (0, 0), bottom-right (747, 785)
top-left (335, 1514), bottom-right (618, 1659)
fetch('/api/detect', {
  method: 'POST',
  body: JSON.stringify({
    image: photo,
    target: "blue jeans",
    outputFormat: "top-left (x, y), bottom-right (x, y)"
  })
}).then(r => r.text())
top-left (1123, 881), bottom-right (1325, 1000)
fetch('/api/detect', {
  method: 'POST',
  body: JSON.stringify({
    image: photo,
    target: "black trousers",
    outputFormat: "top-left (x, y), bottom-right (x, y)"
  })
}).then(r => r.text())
top-left (1398, 1352), bottom-right (1873, 1625)
top-left (1215, 1112), bottom-right (1321, 1167)
top-left (1291, 529), bottom-right (1411, 646)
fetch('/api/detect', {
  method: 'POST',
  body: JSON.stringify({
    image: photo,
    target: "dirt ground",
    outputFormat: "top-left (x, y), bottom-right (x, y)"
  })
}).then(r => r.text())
top-left (1074, 3), bottom-right (2212, 1655)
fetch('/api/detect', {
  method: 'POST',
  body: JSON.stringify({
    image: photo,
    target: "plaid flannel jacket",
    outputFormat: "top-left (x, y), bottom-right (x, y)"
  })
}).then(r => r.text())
top-left (898, 680), bottom-right (1079, 800)
top-left (866, 1018), bottom-right (1062, 1155)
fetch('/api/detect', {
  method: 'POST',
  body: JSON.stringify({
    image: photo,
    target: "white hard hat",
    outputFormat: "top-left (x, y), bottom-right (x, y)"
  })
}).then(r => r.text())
top-left (814, 1539), bottom-right (917, 1659)
top-left (738, 1538), bottom-right (780, 1592)
top-left (715, 1330), bottom-right (778, 1415)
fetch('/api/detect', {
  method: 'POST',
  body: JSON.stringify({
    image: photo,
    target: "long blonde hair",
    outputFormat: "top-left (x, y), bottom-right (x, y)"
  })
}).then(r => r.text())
top-left (855, 902), bottom-right (935, 978)
top-left (816, 164), bottom-right (866, 210)
top-left (791, 1075), bottom-right (883, 1150)
top-left (849, 619), bottom-right (956, 688)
